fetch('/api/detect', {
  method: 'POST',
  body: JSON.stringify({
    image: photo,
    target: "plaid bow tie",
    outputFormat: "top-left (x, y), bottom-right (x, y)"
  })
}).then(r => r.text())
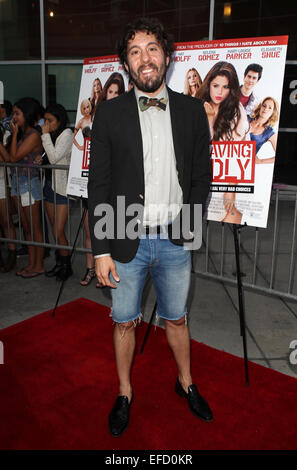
top-left (139, 96), bottom-right (168, 112)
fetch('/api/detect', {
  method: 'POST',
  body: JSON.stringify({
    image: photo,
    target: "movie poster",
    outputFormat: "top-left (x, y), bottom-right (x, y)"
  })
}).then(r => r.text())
top-left (168, 35), bottom-right (288, 228)
top-left (67, 35), bottom-right (288, 228)
top-left (66, 56), bottom-right (129, 198)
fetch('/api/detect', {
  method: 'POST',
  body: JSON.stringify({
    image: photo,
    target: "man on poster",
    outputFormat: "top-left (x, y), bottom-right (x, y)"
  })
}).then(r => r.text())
top-left (88, 17), bottom-right (212, 437)
top-left (240, 63), bottom-right (263, 115)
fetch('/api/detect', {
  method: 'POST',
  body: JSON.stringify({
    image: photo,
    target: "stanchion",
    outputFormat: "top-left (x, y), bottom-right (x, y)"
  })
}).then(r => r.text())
top-left (139, 301), bottom-right (157, 355)
top-left (52, 206), bottom-right (87, 317)
top-left (232, 223), bottom-right (250, 386)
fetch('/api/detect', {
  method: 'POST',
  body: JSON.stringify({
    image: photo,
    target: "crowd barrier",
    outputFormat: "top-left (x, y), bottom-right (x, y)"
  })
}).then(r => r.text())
top-left (0, 162), bottom-right (296, 303)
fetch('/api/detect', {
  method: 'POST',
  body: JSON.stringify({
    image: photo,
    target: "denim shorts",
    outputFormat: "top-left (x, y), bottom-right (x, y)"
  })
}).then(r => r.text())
top-left (110, 234), bottom-right (192, 324)
top-left (43, 178), bottom-right (69, 205)
top-left (11, 174), bottom-right (42, 201)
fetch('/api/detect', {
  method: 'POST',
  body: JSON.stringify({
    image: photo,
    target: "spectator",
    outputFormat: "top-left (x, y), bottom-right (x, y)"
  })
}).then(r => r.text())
top-left (9, 97), bottom-right (45, 278)
top-left (41, 103), bottom-right (74, 281)
top-left (0, 126), bottom-right (17, 272)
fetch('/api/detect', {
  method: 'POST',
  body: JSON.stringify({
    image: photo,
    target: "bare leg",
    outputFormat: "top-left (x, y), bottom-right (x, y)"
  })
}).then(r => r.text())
top-left (21, 202), bottom-right (44, 274)
top-left (45, 201), bottom-right (69, 256)
top-left (113, 322), bottom-right (135, 402)
top-left (0, 198), bottom-right (16, 251)
top-left (165, 317), bottom-right (192, 392)
top-left (14, 197), bottom-right (35, 273)
top-left (84, 211), bottom-right (94, 268)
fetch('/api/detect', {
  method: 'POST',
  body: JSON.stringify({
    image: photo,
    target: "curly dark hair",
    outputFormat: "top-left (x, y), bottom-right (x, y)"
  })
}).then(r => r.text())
top-left (116, 17), bottom-right (174, 68)
top-left (197, 61), bottom-right (241, 141)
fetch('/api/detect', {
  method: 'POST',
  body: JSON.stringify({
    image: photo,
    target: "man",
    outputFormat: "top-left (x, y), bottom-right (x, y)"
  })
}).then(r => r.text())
top-left (88, 17), bottom-right (212, 437)
top-left (240, 63), bottom-right (263, 115)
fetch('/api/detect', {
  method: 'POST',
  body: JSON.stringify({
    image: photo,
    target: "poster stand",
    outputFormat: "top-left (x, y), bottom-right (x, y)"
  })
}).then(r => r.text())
top-left (52, 203), bottom-right (87, 317)
top-left (232, 223), bottom-right (250, 386)
top-left (139, 224), bottom-right (250, 386)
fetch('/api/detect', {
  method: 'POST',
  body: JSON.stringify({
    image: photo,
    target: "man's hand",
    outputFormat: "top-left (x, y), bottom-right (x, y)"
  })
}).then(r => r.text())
top-left (95, 255), bottom-right (120, 288)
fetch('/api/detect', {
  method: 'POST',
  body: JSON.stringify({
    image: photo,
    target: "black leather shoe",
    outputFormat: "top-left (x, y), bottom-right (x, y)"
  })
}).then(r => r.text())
top-left (45, 263), bottom-right (62, 278)
top-left (175, 378), bottom-right (213, 422)
top-left (108, 393), bottom-right (133, 437)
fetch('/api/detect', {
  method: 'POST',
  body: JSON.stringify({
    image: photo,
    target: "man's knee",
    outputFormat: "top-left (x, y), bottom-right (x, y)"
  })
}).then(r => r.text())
top-left (116, 320), bottom-right (134, 329)
top-left (115, 321), bottom-right (135, 338)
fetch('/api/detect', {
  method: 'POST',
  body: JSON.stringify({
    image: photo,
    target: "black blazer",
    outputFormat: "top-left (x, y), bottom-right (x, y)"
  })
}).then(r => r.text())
top-left (88, 86), bottom-right (211, 263)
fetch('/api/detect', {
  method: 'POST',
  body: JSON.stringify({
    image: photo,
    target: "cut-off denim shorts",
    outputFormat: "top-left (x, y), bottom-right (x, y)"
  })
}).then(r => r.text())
top-left (43, 178), bottom-right (69, 205)
top-left (110, 233), bottom-right (192, 324)
top-left (11, 174), bottom-right (42, 201)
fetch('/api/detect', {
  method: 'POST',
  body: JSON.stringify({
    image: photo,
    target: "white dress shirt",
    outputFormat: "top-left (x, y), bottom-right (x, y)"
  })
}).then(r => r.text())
top-left (134, 85), bottom-right (183, 227)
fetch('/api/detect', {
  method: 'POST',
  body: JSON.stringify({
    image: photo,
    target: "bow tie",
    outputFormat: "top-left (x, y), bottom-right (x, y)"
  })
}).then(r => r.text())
top-left (139, 96), bottom-right (168, 112)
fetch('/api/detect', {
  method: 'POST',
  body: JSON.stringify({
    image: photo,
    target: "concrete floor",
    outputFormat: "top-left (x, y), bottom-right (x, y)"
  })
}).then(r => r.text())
top-left (1, 233), bottom-right (296, 380)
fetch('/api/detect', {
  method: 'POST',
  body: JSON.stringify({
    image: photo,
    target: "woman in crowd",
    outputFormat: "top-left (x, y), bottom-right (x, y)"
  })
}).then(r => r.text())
top-left (184, 68), bottom-right (202, 97)
top-left (9, 97), bottom-right (44, 277)
top-left (73, 99), bottom-right (92, 151)
top-left (90, 78), bottom-right (103, 119)
top-left (197, 61), bottom-right (250, 223)
top-left (41, 103), bottom-right (74, 281)
top-left (80, 72), bottom-right (125, 287)
top-left (0, 127), bottom-right (17, 272)
top-left (248, 97), bottom-right (279, 163)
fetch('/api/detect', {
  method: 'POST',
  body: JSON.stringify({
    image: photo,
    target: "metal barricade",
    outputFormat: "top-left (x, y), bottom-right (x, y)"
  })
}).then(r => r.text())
top-left (1, 161), bottom-right (296, 303)
top-left (193, 185), bottom-right (297, 303)
top-left (0, 161), bottom-right (88, 254)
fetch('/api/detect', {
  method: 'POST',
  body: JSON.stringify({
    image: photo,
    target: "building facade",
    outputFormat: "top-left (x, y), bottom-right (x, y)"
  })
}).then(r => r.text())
top-left (0, 0), bottom-right (296, 183)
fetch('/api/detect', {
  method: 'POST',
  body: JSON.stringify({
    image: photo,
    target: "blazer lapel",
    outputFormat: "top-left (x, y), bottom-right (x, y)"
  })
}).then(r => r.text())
top-left (123, 90), bottom-right (145, 189)
top-left (167, 86), bottom-right (185, 184)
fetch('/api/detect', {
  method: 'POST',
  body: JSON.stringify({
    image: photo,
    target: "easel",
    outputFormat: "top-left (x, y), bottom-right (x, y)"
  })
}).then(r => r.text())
top-left (232, 223), bottom-right (249, 386)
top-left (52, 205), bottom-right (87, 317)
top-left (139, 223), bottom-right (250, 386)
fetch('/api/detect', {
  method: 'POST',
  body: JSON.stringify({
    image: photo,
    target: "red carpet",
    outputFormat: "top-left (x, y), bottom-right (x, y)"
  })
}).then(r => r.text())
top-left (0, 297), bottom-right (296, 450)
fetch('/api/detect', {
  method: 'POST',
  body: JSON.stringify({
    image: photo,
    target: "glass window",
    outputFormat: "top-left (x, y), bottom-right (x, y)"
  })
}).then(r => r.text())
top-left (46, 64), bottom-right (82, 124)
top-left (145, 0), bottom-right (210, 43)
top-left (0, 0), bottom-right (41, 60)
top-left (45, 0), bottom-right (210, 59)
top-left (45, 0), bottom-right (143, 59)
top-left (0, 65), bottom-right (42, 106)
top-left (274, 64), bottom-right (297, 185)
top-left (214, 0), bottom-right (297, 59)
top-left (279, 64), bottom-right (297, 129)
top-left (274, 132), bottom-right (297, 185)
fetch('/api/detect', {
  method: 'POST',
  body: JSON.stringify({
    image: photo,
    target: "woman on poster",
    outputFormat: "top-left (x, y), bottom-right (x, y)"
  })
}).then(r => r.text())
top-left (80, 72), bottom-right (125, 287)
top-left (73, 99), bottom-right (92, 151)
top-left (248, 97), bottom-right (279, 163)
top-left (98, 72), bottom-right (125, 104)
top-left (90, 77), bottom-right (103, 119)
top-left (197, 61), bottom-right (250, 223)
top-left (184, 68), bottom-right (202, 97)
